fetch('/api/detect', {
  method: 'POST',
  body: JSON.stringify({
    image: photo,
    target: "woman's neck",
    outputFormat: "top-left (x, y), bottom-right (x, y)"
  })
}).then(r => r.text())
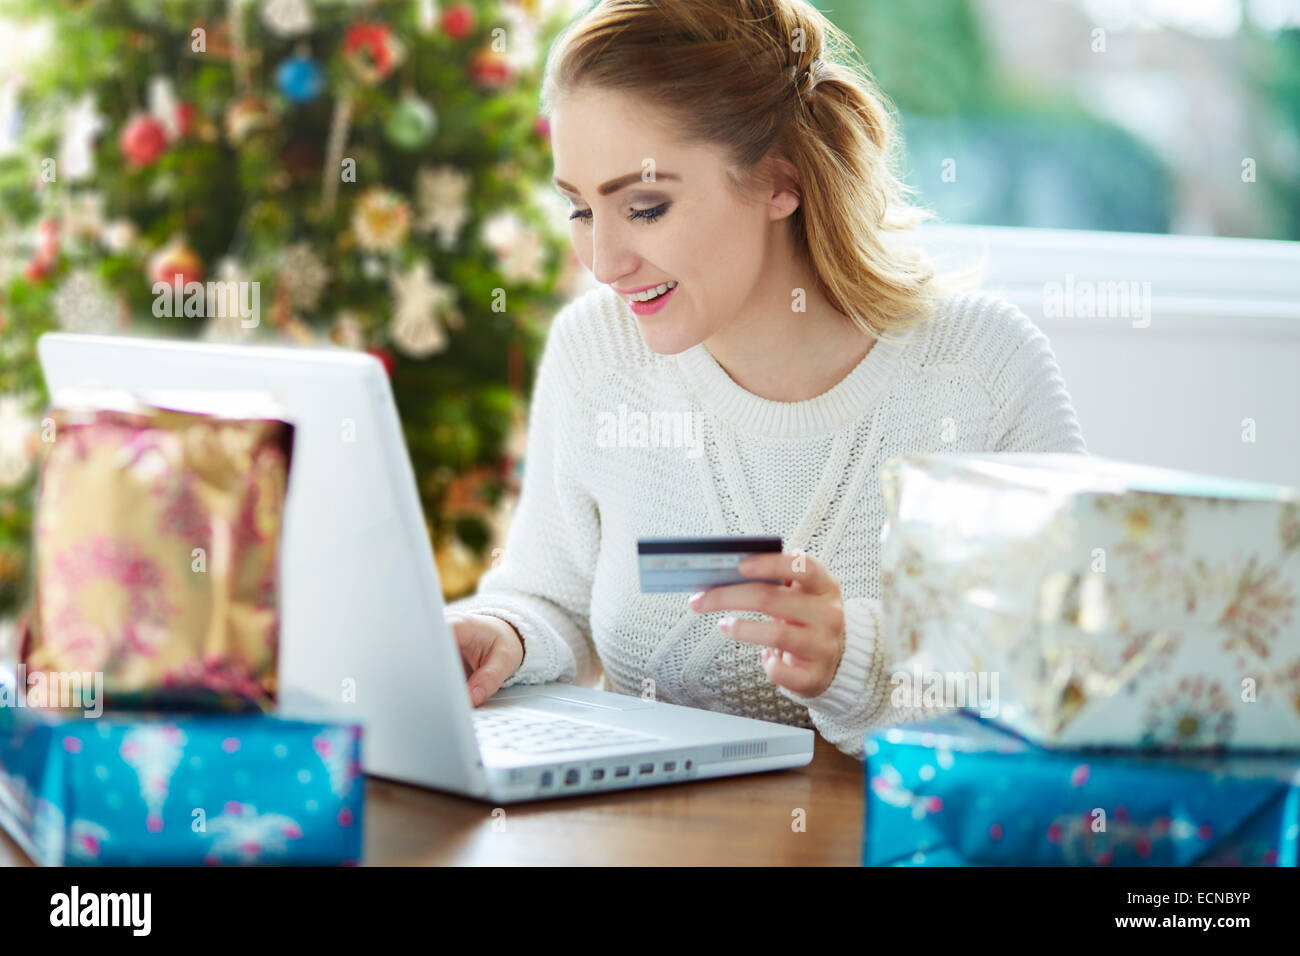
top-left (702, 266), bottom-right (875, 403)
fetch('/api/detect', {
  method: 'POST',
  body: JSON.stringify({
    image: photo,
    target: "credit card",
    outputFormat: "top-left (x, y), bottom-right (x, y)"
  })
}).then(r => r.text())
top-left (637, 535), bottom-right (784, 593)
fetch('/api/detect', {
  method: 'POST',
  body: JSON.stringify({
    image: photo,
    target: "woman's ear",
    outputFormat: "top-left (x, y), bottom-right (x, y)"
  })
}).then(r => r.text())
top-left (760, 155), bottom-right (803, 221)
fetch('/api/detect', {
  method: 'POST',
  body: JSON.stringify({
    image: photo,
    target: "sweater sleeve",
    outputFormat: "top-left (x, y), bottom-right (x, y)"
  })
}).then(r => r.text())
top-left (444, 305), bottom-right (602, 689)
top-left (986, 304), bottom-right (1088, 455)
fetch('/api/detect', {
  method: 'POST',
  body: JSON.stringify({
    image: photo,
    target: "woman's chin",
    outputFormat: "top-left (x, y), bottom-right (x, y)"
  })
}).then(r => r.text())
top-left (635, 321), bottom-right (696, 356)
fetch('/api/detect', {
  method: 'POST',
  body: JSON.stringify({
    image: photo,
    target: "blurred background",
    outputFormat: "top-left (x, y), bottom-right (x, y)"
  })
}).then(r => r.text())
top-left (0, 0), bottom-right (1297, 628)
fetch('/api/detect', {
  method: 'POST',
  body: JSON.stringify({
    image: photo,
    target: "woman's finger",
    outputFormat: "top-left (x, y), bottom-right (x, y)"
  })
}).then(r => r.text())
top-left (737, 551), bottom-right (838, 596)
top-left (689, 580), bottom-right (823, 625)
top-left (760, 646), bottom-right (824, 697)
top-left (721, 615), bottom-right (819, 658)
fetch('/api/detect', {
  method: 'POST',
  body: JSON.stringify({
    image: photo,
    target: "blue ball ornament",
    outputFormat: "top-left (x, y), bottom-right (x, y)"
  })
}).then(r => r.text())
top-left (276, 55), bottom-right (325, 105)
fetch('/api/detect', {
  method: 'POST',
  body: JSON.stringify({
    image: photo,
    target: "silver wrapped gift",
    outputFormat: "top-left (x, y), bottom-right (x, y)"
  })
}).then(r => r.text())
top-left (879, 453), bottom-right (1300, 749)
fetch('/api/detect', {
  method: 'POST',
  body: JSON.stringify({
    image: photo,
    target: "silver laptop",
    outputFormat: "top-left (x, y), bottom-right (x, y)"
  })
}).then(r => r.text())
top-left (37, 332), bottom-right (814, 802)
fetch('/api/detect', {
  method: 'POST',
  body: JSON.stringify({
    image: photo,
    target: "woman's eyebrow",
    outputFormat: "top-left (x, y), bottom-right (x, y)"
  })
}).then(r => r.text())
top-left (553, 171), bottom-right (681, 197)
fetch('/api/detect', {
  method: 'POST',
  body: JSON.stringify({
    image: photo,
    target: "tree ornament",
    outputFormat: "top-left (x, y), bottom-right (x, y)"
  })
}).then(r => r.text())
top-left (58, 93), bottom-right (105, 182)
top-left (26, 218), bottom-right (60, 280)
top-left (148, 235), bottom-right (204, 286)
top-left (198, 259), bottom-right (255, 342)
top-left (0, 394), bottom-right (38, 491)
top-left (385, 94), bottom-right (437, 150)
top-left (468, 45), bottom-right (514, 91)
top-left (499, 3), bottom-right (542, 74)
top-left (51, 270), bottom-right (118, 334)
top-left (342, 22), bottom-right (405, 85)
top-left (175, 101), bottom-right (198, 139)
top-left (388, 260), bottom-right (457, 358)
top-left (481, 210), bottom-right (545, 284)
top-left (61, 191), bottom-right (106, 241)
top-left (416, 0), bottom-right (438, 35)
top-left (279, 241), bottom-right (330, 310)
top-left (260, 0), bottom-right (314, 37)
top-left (120, 113), bottom-right (168, 167)
top-left (330, 311), bottom-right (366, 349)
top-left (275, 52), bottom-right (325, 105)
top-left (352, 188), bottom-right (411, 252)
top-left (101, 219), bottom-right (138, 254)
top-left (440, 4), bottom-right (475, 40)
top-left (147, 75), bottom-right (182, 140)
top-left (224, 95), bottom-right (275, 146)
top-left (414, 165), bottom-right (471, 249)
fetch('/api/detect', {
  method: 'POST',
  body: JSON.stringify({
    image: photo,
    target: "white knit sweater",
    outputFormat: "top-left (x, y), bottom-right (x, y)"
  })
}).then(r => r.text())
top-left (447, 285), bottom-right (1088, 759)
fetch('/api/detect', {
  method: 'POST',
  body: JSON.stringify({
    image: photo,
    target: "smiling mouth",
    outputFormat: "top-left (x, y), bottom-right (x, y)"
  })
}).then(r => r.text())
top-left (625, 280), bottom-right (678, 303)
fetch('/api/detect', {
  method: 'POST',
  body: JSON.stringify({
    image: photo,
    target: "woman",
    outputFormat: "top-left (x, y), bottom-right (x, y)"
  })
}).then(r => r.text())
top-left (445, 0), bottom-right (1086, 759)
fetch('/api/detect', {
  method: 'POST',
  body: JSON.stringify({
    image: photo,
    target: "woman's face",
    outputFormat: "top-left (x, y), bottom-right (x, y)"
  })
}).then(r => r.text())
top-left (550, 87), bottom-right (796, 355)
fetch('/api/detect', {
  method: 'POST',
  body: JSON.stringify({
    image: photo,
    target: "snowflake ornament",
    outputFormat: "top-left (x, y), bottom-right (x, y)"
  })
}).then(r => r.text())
top-left (414, 165), bottom-right (471, 250)
top-left (279, 241), bottom-right (330, 310)
top-left (51, 270), bottom-right (117, 334)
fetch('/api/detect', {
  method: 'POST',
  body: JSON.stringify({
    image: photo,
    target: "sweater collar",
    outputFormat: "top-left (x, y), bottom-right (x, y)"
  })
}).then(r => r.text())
top-left (673, 328), bottom-right (912, 438)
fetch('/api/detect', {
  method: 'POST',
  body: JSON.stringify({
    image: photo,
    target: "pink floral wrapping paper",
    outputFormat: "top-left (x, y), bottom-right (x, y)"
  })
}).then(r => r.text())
top-left (879, 453), bottom-right (1300, 749)
top-left (18, 390), bottom-right (294, 712)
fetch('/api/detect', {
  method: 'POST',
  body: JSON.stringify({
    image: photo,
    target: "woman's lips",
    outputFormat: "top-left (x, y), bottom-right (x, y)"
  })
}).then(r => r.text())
top-left (627, 283), bottom-right (678, 316)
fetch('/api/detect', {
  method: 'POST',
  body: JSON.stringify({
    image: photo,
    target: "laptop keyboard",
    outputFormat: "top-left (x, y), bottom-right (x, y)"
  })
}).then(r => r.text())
top-left (472, 707), bottom-right (659, 754)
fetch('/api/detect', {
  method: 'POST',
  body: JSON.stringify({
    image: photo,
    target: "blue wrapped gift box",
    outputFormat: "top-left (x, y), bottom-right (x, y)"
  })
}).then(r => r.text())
top-left (863, 714), bottom-right (1300, 867)
top-left (0, 683), bottom-right (364, 866)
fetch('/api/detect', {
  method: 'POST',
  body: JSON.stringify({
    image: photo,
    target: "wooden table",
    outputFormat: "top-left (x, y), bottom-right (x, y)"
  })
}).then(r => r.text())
top-left (0, 737), bottom-right (865, 866)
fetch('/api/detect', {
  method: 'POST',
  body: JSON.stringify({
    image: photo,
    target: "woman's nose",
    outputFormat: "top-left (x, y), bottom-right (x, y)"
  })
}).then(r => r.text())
top-left (588, 222), bottom-right (637, 287)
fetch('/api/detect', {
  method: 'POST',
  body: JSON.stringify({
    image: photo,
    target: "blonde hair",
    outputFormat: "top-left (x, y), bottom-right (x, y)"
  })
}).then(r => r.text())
top-left (541, 0), bottom-right (957, 343)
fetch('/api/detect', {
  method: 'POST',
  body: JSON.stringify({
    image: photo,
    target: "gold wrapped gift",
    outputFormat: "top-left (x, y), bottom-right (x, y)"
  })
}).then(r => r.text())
top-left (880, 453), bottom-right (1300, 749)
top-left (19, 388), bottom-right (294, 711)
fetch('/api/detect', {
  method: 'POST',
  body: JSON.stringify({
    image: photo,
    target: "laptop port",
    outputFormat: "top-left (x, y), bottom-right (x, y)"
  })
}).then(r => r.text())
top-left (564, 768), bottom-right (580, 786)
top-left (639, 763), bottom-right (654, 775)
top-left (685, 760), bottom-right (692, 770)
top-left (591, 768), bottom-right (605, 781)
top-left (614, 766), bottom-right (630, 778)
top-left (664, 761), bottom-right (676, 772)
top-left (540, 771), bottom-right (553, 787)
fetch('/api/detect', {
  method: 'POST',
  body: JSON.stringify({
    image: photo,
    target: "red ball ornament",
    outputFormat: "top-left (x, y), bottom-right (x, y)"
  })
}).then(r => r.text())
top-left (148, 237), bottom-right (204, 287)
top-left (120, 113), bottom-right (169, 167)
top-left (441, 4), bottom-right (475, 40)
top-left (343, 22), bottom-right (403, 84)
top-left (175, 101), bottom-right (197, 139)
top-left (468, 46), bottom-right (513, 91)
top-left (24, 258), bottom-right (52, 282)
top-left (366, 347), bottom-right (395, 377)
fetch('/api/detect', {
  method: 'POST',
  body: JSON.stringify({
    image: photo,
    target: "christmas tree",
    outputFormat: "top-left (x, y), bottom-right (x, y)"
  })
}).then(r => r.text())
top-left (0, 0), bottom-right (588, 617)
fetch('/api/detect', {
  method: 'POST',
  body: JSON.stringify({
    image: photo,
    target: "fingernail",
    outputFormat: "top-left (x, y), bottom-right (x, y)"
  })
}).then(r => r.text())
top-left (718, 616), bottom-right (735, 635)
top-left (688, 591), bottom-right (705, 607)
top-left (470, 686), bottom-right (482, 705)
top-left (762, 648), bottom-right (775, 663)
top-left (737, 558), bottom-right (753, 573)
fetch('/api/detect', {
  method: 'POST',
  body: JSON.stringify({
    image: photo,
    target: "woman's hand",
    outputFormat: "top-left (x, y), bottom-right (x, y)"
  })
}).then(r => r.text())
top-left (445, 612), bottom-right (525, 706)
top-left (687, 551), bottom-right (846, 698)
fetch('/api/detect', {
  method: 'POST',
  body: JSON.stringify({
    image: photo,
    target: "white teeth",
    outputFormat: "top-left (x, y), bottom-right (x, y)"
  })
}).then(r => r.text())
top-left (630, 280), bottom-right (677, 302)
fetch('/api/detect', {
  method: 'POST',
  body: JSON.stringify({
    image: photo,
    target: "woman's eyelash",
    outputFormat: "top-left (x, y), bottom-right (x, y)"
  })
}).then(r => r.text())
top-left (568, 202), bottom-right (670, 224)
